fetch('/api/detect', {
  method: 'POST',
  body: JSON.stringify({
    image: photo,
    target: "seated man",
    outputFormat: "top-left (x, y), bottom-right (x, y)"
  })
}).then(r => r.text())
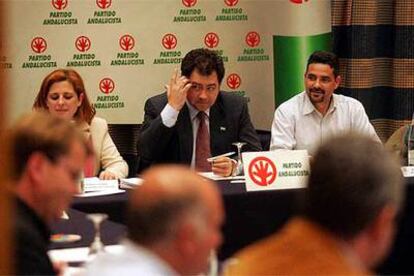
top-left (7, 112), bottom-right (90, 275)
top-left (385, 124), bottom-right (410, 165)
top-left (270, 50), bottom-right (380, 155)
top-left (138, 48), bottom-right (262, 176)
top-left (225, 134), bottom-right (404, 275)
top-left (87, 165), bottom-right (224, 275)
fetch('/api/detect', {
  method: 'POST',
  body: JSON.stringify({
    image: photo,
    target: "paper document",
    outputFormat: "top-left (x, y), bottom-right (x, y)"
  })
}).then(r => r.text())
top-left (75, 189), bottom-right (125, 197)
top-left (401, 166), bottom-right (414, 177)
top-left (198, 172), bottom-right (245, 181)
top-left (48, 245), bottom-right (123, 263)
top-left (119, 177), bottom-right (143, 189)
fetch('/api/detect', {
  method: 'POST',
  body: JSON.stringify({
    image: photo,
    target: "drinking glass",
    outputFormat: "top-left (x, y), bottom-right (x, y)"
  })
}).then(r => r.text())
top-left (86, 213), bottom-right (108, 260)
top-left (232, 142), bottom-right (246, 176)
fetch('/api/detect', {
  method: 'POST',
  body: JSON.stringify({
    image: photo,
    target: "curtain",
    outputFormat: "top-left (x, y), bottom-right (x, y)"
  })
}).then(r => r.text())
top-left (332, 0), bottom-right (414, 142)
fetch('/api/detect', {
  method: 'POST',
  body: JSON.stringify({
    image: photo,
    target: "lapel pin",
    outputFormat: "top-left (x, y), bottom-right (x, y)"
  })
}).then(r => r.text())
top-left (220, 126), bottom-right (226, 132)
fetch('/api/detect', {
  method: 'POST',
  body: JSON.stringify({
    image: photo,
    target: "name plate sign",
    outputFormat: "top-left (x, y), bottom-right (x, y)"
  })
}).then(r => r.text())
top-left (81, 177), bottom-right (119, 193)
top-left (242, 150), bottom-right (310, 191)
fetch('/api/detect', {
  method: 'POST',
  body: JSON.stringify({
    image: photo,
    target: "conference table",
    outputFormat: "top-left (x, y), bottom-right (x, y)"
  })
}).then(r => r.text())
top-left (51, 177), bottom-right (414, 275)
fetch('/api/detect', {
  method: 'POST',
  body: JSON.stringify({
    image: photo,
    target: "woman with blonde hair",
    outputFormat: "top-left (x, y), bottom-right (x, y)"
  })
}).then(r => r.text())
top-left (33, 69), bottom-right (128, 179)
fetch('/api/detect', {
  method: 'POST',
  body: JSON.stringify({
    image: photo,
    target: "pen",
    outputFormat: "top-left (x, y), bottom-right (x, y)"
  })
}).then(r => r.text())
top-left (207, 151), bottom-right (236, 162)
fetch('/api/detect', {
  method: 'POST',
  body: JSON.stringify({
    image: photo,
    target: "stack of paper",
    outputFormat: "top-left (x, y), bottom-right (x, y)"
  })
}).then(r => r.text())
top-left (119, 177), bottom-right (143, 189)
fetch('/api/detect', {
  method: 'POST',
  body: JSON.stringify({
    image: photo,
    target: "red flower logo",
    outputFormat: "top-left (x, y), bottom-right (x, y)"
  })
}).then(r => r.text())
top-left (182, 0), bottom-right (197, 7)
top-left (96, 0), bottom-right (112, 9)
top-left (204, 32), bottom-right (219, 48)
top-left (224, 0), bottom-right (238, 6)
top-left (248, 157), bottom-right (277, 186)
top-left (75, 36), bottom-right (91, 52)
top-left (162, 33), bottom-right (177, 50)
top-left (290, 0), bottom-right (309, 3)
top-left (52, 0), bottom-right (68, 10)
top-left (226, 74), bottom-right (241, 90)
top-left (99, 78), bottom-right (115, 94)
top-left (31, 37), bottom-right (47, 54)
top-left (119, 34), bottom-right (135, 51)
top-left (245, 31), bottom-right (260, 47)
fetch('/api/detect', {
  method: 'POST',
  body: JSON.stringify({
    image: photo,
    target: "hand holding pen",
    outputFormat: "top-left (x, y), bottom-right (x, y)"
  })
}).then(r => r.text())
top-left (207, 152), bottom-right (236, 177)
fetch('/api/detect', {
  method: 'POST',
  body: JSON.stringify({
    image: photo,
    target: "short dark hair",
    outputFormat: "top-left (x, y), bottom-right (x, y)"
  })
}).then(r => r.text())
top-left (181, 48), bottom-right (225, 84)
top-left (7, 111), bottom-right (89, 180)
top-left (303, 134), bottom-right (403, 240)
top-left (306, 51), bottom-right (340, 77)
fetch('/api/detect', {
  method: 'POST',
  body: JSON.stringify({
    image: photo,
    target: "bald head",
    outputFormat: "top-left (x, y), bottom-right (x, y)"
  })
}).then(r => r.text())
top-left (127, 165), bottom-right (224, 275)
top-left (127, 165), bottom-right (223, 245)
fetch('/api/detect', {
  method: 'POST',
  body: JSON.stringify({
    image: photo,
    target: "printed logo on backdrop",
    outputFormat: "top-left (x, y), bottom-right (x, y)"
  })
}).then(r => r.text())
top-left (182, 0), bottom-right (196, 7)
top-left (248, 156), bottom-right (277, 186)
top-left (204, 32), bottom-right (229, 63)
top-left (226, 73), bottom-right (246, 97)
top-left (111, 34), bottom-right (144, 66)
top-left (205, 32), bottom-right (219, 48)
top-left (66, 36), bottom-right (101, 67)
top-left (52, 0), bottom-right (68, 10)
top-left (154, 33), bottom-right (182, 65)
top-left (76, 36), bottom-right (91, 52)
top-left (94, 77), bottom-right (125, 109)
top-left (44, 0), bottom-right (78, 25)
top-left (88, 0), bottom-right (121, 24)
top-left (216, 0), bottom-right (248, 21)
top-left (238, 31), bottom-right (270, 62)
top-left (0, 43), bottom-right (12, 69)
top-left (97, 0), bottom-right (112, 9)
top-left (22, 37), bottom-right (57, 69)
top-left (290, 0), bottom-right (309, 3)
top-left (174, 0), bottom-right (206, 23)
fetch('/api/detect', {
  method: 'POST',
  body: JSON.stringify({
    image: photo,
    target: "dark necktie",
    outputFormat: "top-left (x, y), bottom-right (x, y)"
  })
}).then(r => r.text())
top-left (195, 111), bottom-right (211, 172)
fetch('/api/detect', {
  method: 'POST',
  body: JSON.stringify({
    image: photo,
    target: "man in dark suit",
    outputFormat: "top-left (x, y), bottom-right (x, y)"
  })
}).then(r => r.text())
top-left (7, 112), bottom-right (90, 275)
top-left (138, 48), bottom-right (261, 176)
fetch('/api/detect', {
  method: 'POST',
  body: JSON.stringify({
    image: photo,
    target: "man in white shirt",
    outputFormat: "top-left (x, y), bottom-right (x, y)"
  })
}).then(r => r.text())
top-left (87, 165), bottom-right (224, 276)
top-left (270, 51), bottom-right (380, 155)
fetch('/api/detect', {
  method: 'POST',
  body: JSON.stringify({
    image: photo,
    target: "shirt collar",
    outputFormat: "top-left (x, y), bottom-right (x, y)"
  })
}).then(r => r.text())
top-left (186, 101), bottom-right (210, 121)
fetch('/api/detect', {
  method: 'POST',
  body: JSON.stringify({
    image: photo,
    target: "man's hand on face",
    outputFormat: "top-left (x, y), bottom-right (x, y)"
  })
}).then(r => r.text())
top-left (166, 68), bottom-right (192, 111)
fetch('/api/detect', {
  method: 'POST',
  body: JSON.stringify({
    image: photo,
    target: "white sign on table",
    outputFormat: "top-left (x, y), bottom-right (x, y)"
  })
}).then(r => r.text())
top-left (401, 166), bottom-right (414, 177)
top-left (242, 150), bottom-right (310, 191)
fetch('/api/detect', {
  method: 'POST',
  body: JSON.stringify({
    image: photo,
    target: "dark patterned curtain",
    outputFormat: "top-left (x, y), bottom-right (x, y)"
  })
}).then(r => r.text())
top-left (332, 0), bottom-right (414, 142)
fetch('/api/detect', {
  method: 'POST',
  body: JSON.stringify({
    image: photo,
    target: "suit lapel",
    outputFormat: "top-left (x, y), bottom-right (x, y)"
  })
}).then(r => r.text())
top-left (176, 105), bottom-right (193, 163)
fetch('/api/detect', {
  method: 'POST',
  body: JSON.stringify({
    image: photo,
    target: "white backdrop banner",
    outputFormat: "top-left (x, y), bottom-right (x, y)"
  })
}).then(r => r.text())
top-left (2, 0), bottom-right (330, 128)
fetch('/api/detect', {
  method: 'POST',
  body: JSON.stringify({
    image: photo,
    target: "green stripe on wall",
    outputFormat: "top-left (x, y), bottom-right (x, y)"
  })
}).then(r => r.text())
top-left (273, 33), bottom-right (331, 107)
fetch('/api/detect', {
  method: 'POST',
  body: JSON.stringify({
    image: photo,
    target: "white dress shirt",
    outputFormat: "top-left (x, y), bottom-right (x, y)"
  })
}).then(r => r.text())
top-left (161, 102), bottom-right (210, 168)
top-left (86, 239), bottom-right (177, 276)
top-left (270, 91), bottom-right (381, 155)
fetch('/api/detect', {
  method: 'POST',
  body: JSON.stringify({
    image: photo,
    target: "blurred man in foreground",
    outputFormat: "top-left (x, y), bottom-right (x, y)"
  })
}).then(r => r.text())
top-left (225, 134), bottom-right (404, 275)
top-left (87, 165), bottom-right (224, 275)
top-left (7, 112), bottom-right (89, 275)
